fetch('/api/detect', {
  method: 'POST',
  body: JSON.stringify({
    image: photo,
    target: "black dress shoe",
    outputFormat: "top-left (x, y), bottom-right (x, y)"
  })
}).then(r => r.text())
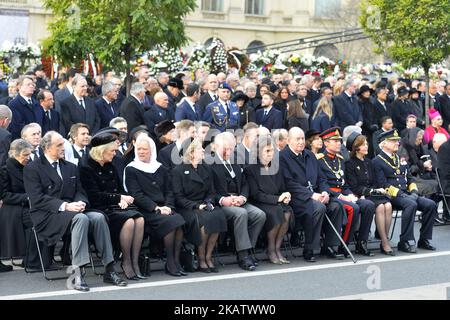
top-left (321, 247), bottom-right (344, 260)
top-left (208, 266), bottom-right (219, 273)
top-left (379, 244), bottom-right (395, 256)
top-left (303, 250), bottom-right (316, 263)
top-left (397, 241), bottom-right (417, 253)
top-left (0, 261), bottom-right (13, 273)
top-left (418, 239), bottom-right (436, 251)
top-left (250, 256), bottom-right (259, 267)
top-left (338, 245), bottom-right (351, 258)
top-left (434, 217), bottom-right (445, 225)
top-left (238, 257), bottom-right (256, 271)
top-left (178, 269), bottom-right (188, 276)
top-left (165, 264), bottom-right (182, 277)
top-left (356, 241), bottom-right (375, 257)
top-left (103, 271), bottom-right (128, 286)
top-left (73, 275), bottom-right (90, 292)
top-left (197, 267), bottom-right (211, 273)
top-left (135, 274), bottom-right (148, 280)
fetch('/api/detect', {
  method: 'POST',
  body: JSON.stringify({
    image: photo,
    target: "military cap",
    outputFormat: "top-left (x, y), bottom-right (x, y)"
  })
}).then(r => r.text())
top-left (377, 129), bottom-right (401, 144)
top-left (319, 127), bottom-right (342, 141)
top-left (218, 82), bottom-right (232, 91)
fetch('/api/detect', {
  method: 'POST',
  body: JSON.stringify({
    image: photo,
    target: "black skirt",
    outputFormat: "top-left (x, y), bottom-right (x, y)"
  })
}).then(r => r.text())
top-left (252, 202), bottom-right (293, 232)
top-left (194, 207), bottom-right (227, 235)
top-left (0, 204), bottom-right (28, 258)
top-left (143, 210), bottom-right (185, 239)
top-left (366, 195), bottom-right (390, 208)
top-left (105, 209), bottom-right (144, 246)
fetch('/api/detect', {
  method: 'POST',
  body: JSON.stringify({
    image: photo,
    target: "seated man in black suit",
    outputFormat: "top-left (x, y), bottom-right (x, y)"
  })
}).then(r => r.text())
top-left (95, 81), bottom-right (120, 129)
top-left (60, 75), bottom-right (101, 136)
top-left (23, 131), bottom-right (127, 292)
top-left (37, 89), bottom-right (60, 135)
top-left (210, 132), bottom-right (266, 271)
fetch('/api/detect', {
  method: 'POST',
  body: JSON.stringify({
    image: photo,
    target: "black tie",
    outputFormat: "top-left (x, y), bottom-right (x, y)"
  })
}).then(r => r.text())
top-left (32, 150), bottom-right (39, 159)
top-left (109, 102), bottom-right (115, 115)
top-left (52, 161), bottom-right (58, 171)
top-left (27, 98), bottom-right (32, 106)
top-left (79, 99), bottom-right (85, 109)
top-left (224, 162), bottom-right (233, 172)
top-left (225, 102), bottom-right (230, 118)
top-left (45, 110), bottom-right (51, 121)
top-left (214, 95), bottom-right (218, 101)
top-left (349, 96), bottom-right (353, 103)
top-left (80, 149), bottom-right (85, 158)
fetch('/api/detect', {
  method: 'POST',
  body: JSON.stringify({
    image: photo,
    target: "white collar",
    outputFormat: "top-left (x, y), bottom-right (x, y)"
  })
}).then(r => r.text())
top-left (209, 91), bottom-right (217, 98)
top-left (74, 94), bottom-right (84, 102)
top-left (103, 96), bottom-right (112, 104)
top-left (131, 94), bottom-right (142, 103)
top-left (263, 106), bottom-right (272, 113)
top-left (377, 99), bottom-right (385, 105)
top-left (44, 154), bottom-right (58, 166)
top-left (288, 145), bottom-right (300, 157)
top-left (73, 144), bottom-right (86, 153)
top-left (20, 94), bottom-right (32, 102)
top-left (219, 98), bottom-right (228, 107)
top-left (382, 150), bottom-right (393, 158)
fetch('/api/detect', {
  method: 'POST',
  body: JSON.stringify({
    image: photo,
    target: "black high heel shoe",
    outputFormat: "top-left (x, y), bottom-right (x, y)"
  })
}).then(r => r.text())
top-left (380, 244), bottom-right (395, 256)
top-left (165, 263), bottom-right (182, 277)
top-left (121, 263), bottom-right (139, 280)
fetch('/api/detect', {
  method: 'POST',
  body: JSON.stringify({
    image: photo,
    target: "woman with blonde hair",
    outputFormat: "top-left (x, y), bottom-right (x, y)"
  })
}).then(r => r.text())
top-left (311, 97), bottom-right (335, 132)
top-left (172, 139), bottom-right (227, 273)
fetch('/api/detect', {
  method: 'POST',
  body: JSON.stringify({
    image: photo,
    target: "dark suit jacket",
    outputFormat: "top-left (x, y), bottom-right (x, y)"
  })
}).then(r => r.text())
top-left (391, 99), bottom-right (412, 132)
top-left (197, 92), bottom-right (215, 118)
top-left (54, 87), bottom-right (71, 112)
top-left (333, 92), bottom-right (363, 128)
top-left (95, 98), bottom-right (120, 129)
top-left (157, 143), bottom-right (181, 170)
top-left (255, 107), bottom-right (283, 130)
top-left (210, 160), bottom-right (249, 203)
top-left (372, 99), bottom-right (391, 125)
top-left (144, 104), bottom-right (174, 138)
top-left (42, 109), bottom-right (61, 135)
top-left (175, 100), bottom-right (201, 122)
top-left (23, 156), bottom-right (88, 245)
top-left (8, 95), bottom-right (44, 140)
top-left (0, 127), bottom-right (11, 167)
top-left (119, 96), bottom-right (146, 131)
top-left (60, 95), bottom-right (100, 136)
top-left (438, 140), bottom-right (450, 195)
top-left (0, 96), bottom-right (13, 105)
top-left (439, 94), bottom-right (450, 130)
top-left (244, 163), bottom-right (287, 205)
top-left (307, 88), bottom-right (321, 105)
top-left (279, 147), bottom-right (329, 214)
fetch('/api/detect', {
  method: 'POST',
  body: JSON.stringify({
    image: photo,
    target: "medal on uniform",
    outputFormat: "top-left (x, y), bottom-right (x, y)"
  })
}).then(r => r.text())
top-left (396, 169), bottom-right (400, 174)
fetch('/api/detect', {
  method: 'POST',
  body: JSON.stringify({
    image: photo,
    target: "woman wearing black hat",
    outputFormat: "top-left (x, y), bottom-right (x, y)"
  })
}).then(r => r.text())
top-left (358, 85), bottom-right (378, 158)
top-left (124, 134), bottom-right (186, 277)
top-left (79, 133), bottom-right (146, 279)
top-left (232, 91), bottom-right (255, 128)
top-left (344, 133), bottom-right (394, 255)
top-left (305, 129), bottom-right (323, 155)
top-left (154, 120), bottom-right (176, 153)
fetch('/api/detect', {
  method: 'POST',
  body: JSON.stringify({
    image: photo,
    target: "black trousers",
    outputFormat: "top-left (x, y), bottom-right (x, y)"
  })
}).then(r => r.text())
top-left (390, 193), bottom-right (437, 243)
top-left (294, 200), bottom-right (325, 251)
top-left (322, 200), bottom-right (344, 247)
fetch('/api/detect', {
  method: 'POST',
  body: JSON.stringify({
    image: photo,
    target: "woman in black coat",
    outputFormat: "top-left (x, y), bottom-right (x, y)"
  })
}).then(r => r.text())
top-left (0, 139), bottom-right (33, 271)
top-left (244, 136), bottom-right (293, 264)
top-left (124, 134), bottom-right (186, 276)
top-left (344, 133), bottom-right (394, 255)
top-left (79, 134), bottom-right (145, 280)
top-left (172, 139), bottom-right (227, 273)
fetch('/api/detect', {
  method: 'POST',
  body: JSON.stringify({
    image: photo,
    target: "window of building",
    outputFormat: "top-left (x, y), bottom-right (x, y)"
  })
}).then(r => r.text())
top-left (202, 0), bottom-right (224, 12)
top-left (245, 0), bottom-right (264, 15)
top-left (315, 0), bottom-right (340, 18)
top-left (247, 40), bottom-right (265, 54)
top-left (204, 37), bottom-right (224, 48)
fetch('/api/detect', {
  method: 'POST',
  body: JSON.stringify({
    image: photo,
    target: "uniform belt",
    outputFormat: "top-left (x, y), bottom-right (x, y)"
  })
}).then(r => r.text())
top-left (330, 187), bottom-right (342, 193)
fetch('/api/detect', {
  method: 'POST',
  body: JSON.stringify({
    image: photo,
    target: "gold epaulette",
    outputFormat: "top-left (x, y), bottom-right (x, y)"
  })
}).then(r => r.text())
top-left (316, 153), bottom-right (325, 160)
top-left (385, 185), bottom-right (400, 197)
top-left (336, 154), bottom-right (344, 160)
top-left (408, 183), bottom-right (418, 193)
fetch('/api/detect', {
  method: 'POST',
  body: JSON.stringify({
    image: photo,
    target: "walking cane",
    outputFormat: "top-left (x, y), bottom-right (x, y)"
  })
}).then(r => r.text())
top-left (435, 167), bottom-right (450, 216)
top-left (324, 213), bottom-right (358, 264)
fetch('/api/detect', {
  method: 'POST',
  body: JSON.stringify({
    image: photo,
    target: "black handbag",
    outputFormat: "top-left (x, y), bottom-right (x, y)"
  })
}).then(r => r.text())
top-left (179, 242), bottom-right (198, 272)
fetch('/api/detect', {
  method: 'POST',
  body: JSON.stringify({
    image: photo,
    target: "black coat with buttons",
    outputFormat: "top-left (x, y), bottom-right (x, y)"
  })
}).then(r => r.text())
top-left (79, 157), bottom-right (123, 211)
top-left (345, 156), bottom-right (377, 197)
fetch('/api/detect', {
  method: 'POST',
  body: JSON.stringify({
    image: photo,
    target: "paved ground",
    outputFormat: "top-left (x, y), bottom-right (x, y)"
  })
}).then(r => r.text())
top-left (1, 220), bottom-right (450, 301)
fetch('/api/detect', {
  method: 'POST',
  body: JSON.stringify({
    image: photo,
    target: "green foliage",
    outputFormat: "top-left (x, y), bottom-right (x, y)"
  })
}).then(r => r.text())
top-left (360, 0), bottom-right (450, 70)
top-left (42, 0), bottom-right (196, 73)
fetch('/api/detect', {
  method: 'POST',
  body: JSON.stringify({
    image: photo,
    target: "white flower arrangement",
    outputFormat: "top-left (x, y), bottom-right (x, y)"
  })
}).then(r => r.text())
top-left (0, 40), bottom-right (42, 73)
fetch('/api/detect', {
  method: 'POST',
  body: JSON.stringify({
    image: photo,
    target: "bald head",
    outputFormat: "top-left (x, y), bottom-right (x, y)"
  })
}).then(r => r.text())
top-left (433, 133), bottom-right (448, 152)
top-left (154, 92), bottom-right (169, 108)
top-left (288, 127), bottom-right (305, 154)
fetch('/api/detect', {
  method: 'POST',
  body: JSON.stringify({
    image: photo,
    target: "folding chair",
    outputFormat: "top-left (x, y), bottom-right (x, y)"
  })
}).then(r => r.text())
top-left (389, 209), bottom-right (400, 241)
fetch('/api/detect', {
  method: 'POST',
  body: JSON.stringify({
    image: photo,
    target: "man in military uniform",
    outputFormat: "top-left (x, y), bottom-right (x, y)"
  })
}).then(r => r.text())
top-left (372, 129), bottom-right (437, 253)
top-left (318, 127), bottom-right (375, 257)
top-left (280, 127), bottom-right (344, 262)
top-left (203, 82), bottom-right (240, 132)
